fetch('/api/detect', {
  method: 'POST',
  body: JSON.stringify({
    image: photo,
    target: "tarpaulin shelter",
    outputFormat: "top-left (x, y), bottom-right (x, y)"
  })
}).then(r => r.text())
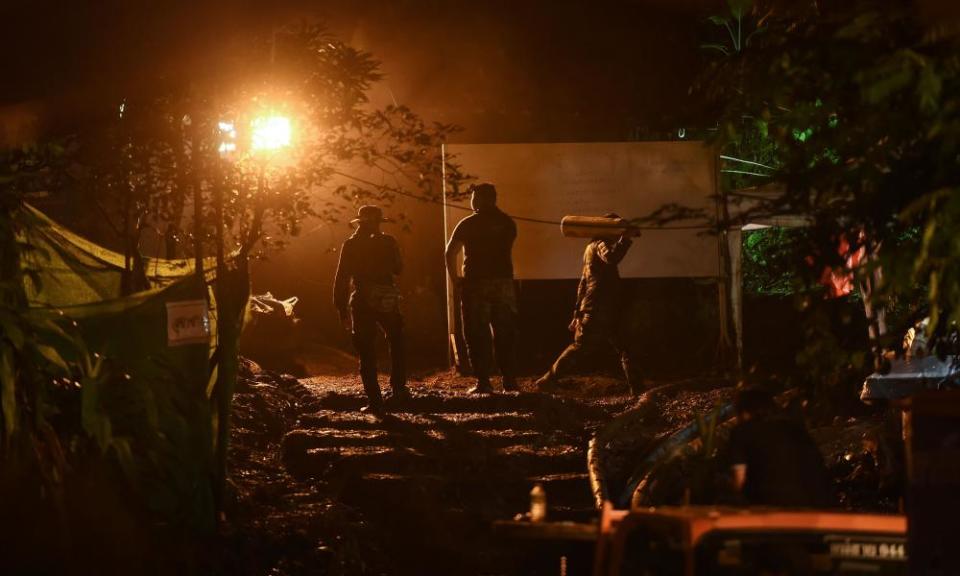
top-left (20, 203), bottom-right (236, 530)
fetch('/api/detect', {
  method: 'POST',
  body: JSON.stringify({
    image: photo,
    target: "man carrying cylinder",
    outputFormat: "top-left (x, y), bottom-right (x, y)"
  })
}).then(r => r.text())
top-left (535, 213), bottom-right (642, 395)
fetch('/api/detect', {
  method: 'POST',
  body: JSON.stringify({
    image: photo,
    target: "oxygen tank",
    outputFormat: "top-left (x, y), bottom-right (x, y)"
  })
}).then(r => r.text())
top-left (560, 215), bottom-right (640, 238)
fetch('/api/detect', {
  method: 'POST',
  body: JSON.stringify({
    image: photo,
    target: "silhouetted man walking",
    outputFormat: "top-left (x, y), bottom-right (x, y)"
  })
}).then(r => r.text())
top-left (445, 183), bottom-right (519, 394)
top-left (334, 205), bottom-right (410, 412)
top-left (535, 214), bottom-right (640, 394)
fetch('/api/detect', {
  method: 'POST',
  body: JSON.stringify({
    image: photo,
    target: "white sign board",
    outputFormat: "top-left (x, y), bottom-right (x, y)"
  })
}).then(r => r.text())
top-left (166, 300), bottom-right (210, 346)
top-left (444, 141), bottom-right (718, 279)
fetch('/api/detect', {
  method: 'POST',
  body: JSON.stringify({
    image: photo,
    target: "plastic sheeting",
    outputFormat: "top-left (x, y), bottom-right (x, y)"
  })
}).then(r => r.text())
top-left (19, 203), bottom-right (223, 530)
top-left (20, 203), bottom-right (215, 308)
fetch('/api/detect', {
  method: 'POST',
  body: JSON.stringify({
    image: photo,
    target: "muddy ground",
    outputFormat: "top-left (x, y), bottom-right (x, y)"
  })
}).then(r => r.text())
top-left (220, 360), bottom-right (637, 576)
top-left (219, 357), bottom-right (902, 575)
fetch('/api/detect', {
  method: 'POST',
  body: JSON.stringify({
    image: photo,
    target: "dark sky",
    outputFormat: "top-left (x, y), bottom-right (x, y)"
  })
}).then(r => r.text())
top-left (0, 0), bottom-right (721, 143)
top-left (326, 0), bottom-right (718, 141)
top-left (2, 0), bottom-right (958, 143)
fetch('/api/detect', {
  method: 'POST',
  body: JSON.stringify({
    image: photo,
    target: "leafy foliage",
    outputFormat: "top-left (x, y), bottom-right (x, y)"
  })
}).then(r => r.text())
top-left (52, 24), bottom-right (464, 277)
top-left (1, 147), bottom-right (214, 572)
top-left (699, 0), bottom-right (960, 350)
top-left (741, 227), bottom-right (804, 296)
top-left (2, 24), bottom-right (466, 565)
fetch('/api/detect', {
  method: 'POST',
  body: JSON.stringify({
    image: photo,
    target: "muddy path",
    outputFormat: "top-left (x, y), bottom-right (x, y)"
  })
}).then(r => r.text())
top-left (222, 365), bottom-right (895, 575)
top-left (222, 367), bottom-right (635, 576)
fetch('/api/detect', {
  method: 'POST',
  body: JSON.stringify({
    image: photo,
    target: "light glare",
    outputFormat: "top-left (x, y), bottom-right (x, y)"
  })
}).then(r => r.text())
top-left (218, 120), bottom-right (238, 157)
top-left (251, 115), bottom-right (292, 152)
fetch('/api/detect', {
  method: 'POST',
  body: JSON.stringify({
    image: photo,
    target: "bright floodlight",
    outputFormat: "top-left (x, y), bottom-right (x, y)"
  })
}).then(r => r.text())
top-left (251, 115), bottom-right (292, 152)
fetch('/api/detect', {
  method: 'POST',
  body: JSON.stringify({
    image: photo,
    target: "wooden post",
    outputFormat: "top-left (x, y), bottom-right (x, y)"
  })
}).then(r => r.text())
top-left (441, 143), bottom-right (457, 369)
top-left (191, 116), bottom-right (204, 278)
top-left (713, 151), bottom-right (737, 371)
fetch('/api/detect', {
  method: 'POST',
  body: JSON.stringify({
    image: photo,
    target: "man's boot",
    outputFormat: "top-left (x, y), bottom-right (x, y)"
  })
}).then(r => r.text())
top-left (468, 378), bottom-right (494, 395)
top-left (360, 401), bottom-right (383, 414)
top-left (360, 379), bottom-right (384, 414)
top-left (386, 385), bottom-right (412, 409)
top-left (534, 371), bottom-right (557, 391)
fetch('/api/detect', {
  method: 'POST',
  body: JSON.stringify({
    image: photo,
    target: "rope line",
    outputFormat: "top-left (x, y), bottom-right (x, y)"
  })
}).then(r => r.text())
top-left (719, 155), bottom-right (776, 171)
top-left (331, 170), bottom-right (715, 231)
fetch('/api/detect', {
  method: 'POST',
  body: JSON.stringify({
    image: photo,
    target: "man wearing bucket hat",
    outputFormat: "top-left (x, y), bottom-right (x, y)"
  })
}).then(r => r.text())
top-left (445, 183), bottom-right (519, 394)
top-left (534, 213), bottom-right (641, 395)
top-left (334, 205), bottom-right (411, 412)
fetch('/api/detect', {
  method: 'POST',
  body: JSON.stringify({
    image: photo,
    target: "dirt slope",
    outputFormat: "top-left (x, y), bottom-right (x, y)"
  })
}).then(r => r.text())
top-left (222, 367), bottom-right (634, 575)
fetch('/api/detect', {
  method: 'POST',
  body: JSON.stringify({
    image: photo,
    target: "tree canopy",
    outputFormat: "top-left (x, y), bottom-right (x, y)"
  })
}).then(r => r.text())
top-left (34, 24), bottom-right (463, 282)
top-left (701, 0), bottom-right (960, 348)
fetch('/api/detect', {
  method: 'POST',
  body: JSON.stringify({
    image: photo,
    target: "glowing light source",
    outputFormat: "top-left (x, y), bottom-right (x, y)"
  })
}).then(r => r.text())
top-left (251, 115), bottom-right (292, 152)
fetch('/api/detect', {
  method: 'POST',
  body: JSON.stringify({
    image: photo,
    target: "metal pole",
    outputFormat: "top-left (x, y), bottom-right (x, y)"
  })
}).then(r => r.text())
top-left (441, 143), bottom-right (456, 368)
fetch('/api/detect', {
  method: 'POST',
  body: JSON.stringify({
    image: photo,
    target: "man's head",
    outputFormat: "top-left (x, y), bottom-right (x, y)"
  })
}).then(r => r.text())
top-left (735, 387), bottom-right (776, 421)
top-left (470, 182), bottom-right (497, 212)
top-left (350, 205), bottom-right (391, 232)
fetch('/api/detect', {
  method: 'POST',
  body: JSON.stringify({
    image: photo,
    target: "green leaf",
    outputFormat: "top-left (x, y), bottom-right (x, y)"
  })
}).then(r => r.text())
top-left (1, 344), bottom-right (16, 442)
top-left (755, 119), bottom-right (769, 139)
top-left (708, 15), bottom-right (731, 27)
top-left (702, 43), bottom-right (732, 55)
top-left (0, 313), bottom-right (25, 349)
top-left (917, 65), bottom-right (942, 114)
top-left (111, 437), bottom-right (137, 480)
top-left (35, 344), bottom-right (69, 374)
top-left (32, 317), bottom-right (70, 341)
top-left (80, 373), bottom-right (111, 453)
top-left (726, 0), bottom-right (752, 19)
top-left (835, 13), bottom-right (881, 40)
top-left (860, 51), bottom-right (924, 104)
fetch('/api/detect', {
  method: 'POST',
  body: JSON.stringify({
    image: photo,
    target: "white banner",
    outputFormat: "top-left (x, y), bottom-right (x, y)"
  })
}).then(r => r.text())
top-left (166, 300), bottom-right (210, 346)
top-left (444, 141), bottom-right (719, 279)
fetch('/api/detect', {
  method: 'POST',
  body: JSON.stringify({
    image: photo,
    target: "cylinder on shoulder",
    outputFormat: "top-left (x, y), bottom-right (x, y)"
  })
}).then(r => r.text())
top-left (560, 215), bottom-right (639, 238)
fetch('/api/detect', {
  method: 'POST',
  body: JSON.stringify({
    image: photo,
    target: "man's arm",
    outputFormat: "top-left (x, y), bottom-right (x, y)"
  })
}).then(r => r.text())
top-left (731, 464), bottom-right (747, 491)
top-left (391, 236), bottom-right (403, 276)
top-left (445, 237), bottom-right (464, 286)
top-left (597, 235), bottom-right (633, 265)
top-left (445, 221), bottom-right (465, 285)
top-left (726, 424), bottom-right (748, 493)
top-left (332, 242), bottom-right (352, 325)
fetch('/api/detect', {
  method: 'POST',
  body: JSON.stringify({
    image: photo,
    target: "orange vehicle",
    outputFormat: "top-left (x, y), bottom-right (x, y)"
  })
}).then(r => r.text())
top-left (497, 503), bottom-right (907, 575)
top-left (594, 504), bottom-right (907, 575)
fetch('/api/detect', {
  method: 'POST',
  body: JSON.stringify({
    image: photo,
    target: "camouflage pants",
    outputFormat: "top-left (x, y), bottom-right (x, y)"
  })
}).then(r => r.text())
top-left (350, 285), bottom-right (406, 404)
top-left (460, 278), bottom-right (518, 383)
top-left (547, 312), bottom-right (637, 390)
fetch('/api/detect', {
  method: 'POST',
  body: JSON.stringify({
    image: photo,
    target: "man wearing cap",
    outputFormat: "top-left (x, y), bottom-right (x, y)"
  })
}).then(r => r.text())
top-left (334, 205), bottom-right (410, 412)
top-left (534, 214), bottom-right (640, 395)
top-left (445, 183), bottom-right (519, 394)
